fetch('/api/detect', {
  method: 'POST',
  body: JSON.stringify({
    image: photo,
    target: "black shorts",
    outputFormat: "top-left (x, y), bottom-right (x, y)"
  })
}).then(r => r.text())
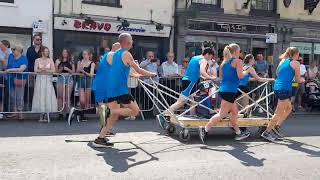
top-left (237, 85), bottom-right (249, 97)
top-left (219, 92), bottom-right (239, 103)
top-left (181, 80), bottom-right (198, 97)
top-left (107, 94), bottom-right (135, 104)
top-left (274, 90), bottom-right (291, 100)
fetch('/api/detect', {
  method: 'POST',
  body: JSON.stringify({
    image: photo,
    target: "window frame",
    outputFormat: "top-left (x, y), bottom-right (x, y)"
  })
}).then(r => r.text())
top-left (0, 0), bottom-right (14, 3)
top-left (82, 0), bottom-right (122, 8)
top-left (249, 0), bottom-right (279, 17)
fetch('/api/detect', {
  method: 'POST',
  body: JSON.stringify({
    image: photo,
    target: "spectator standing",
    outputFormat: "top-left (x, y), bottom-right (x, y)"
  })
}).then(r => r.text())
top-left (308, 61), bottom-right (318, 80)
top-left (254, 53), bottom-right (268, 77)
top-left (207, 59), bottom-right (219, 78)
top-left (295, 57), bottom-right (307, 111)
top-left (55, 48), bottom-right (75, 120)
top-left (140, 51), bottom-right (159, 83)
top-left (160, 52), bottom-right (179, 105)
top-left (77, 49), bottom-right (95, 120)
top-left (0, 40), bottom-right (11, 119)
top-left (160, 52), bottom-right (179, 78)
top-left (27, 34), bottom-right (43, 72)
top-left (26, 34), bottom-right (43, 109)
top-left (5, 45), bottom-right (28, 120)
top-left (179, 58), bottom-right (189, 76)
top-left (32, 47), bottom-right (57, 122)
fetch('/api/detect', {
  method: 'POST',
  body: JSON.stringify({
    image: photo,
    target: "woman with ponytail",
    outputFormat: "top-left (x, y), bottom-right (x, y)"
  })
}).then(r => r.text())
top-left (199, 44), bottom-right (251, 143)
top-left (261, 47), bottom-right (305, 142)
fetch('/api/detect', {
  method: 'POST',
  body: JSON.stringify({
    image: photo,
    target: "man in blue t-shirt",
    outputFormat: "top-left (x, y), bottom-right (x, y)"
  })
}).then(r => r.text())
top-left (254, 53), bottom-right (268, 78)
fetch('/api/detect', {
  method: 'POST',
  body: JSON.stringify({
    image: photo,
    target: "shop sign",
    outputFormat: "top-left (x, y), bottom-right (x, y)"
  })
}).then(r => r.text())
top-left (33, 20), bottom-right (47, 33)
top-left (116, 25), bottom-right (146, 33)
top-left (266, 33), bottom-right (277, 43)
top-left (293, 28), bottom-right (320, 39)
top-left (54, 17), bottom-right (171, 38)
top-left (290, 42), bottom-right (312, 54)
top-left (73, 20), bottom-right (111, 32)
top-left (188, 20), bottom-right (273, 35)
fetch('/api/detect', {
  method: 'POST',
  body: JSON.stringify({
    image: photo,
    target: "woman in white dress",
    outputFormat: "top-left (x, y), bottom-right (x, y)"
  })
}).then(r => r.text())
top-left (32, 47), bottom-right (57, 122)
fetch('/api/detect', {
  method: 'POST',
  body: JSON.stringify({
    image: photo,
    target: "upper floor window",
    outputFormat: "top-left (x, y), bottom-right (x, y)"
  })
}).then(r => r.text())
top-left (251, 0), bottom-right (274, 11)
top-left (82, 0), bottom-right (121, 8)
top-left (0, 0), bottom-right (14, 3)
top-left (192, 0), bottom-right (218, 5)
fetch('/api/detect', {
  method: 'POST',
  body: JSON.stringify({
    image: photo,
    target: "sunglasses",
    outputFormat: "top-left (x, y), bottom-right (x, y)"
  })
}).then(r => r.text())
top-left (35, 38), bottom-right (42, 41)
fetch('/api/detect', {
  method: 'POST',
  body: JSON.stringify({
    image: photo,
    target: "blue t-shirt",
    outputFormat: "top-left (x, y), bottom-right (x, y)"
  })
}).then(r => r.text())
top-left (92, 52), bottom-right (110, 92)
top-left (219, 58), bottom-right (240, 93)
top-left (274, 58), bottom-right (295, 92)
top-left (182, 55), bottom-right (202, 83)
top-left (7, 54), bottom-right (28, 85)
top-left (255, 60), bottom-right (268, 74)
top-left (108, 48), bottom-right (130, 98)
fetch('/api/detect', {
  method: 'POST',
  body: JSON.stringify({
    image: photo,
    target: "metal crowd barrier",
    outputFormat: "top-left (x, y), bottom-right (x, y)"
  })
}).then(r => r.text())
top-left (0, 72), bottom-right (278, 121)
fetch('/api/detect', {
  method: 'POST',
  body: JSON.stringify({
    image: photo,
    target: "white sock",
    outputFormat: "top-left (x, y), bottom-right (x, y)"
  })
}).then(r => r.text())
top-left (205, 126), bottom-right (210, 132)
top-left (235, 130), bottom-right (241, 135)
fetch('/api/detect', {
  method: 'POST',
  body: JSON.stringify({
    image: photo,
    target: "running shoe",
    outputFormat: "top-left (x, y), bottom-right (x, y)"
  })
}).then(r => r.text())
top-left (92, 137), bottom-right (114, 148)
top-left (156, 114), bottom-right (167, 130)
top-left (105, 130), bottom-right (116, 136)
top-left (261, 131), bottom-right (276, 142)
top-left (272, 125), bottom-right (285, 140)
top-left (68, 107), bottom-right (81, 126)
top-left (235, 130), bottom-right (250, 141)
top-left (199, 126), bottom-right (208, 144)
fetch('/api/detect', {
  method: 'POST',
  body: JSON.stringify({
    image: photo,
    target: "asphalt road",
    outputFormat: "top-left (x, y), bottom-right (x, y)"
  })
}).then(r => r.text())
top-left (0, 115), bottom-right (320, 180)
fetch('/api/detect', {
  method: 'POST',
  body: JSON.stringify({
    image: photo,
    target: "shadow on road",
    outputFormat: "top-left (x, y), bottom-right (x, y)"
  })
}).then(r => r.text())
top-left (279, 139), bottom-right (320, 157)
top-left (200, 140), bottom-right (267, 167)
top-left (87, 141), bottom-right (159, 173)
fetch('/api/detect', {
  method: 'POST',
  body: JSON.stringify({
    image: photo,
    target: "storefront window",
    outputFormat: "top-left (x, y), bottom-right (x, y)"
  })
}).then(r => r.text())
top-left (217, 37), bottom-right (248, 61)
top-left (0, 33), bottom-right (31, 55)
top-left (185, 36), bottom-right (217, 59)
top-left (58, 31), bottom-right (117, 63)
top-left (314, 43), bottom-right (320, 65)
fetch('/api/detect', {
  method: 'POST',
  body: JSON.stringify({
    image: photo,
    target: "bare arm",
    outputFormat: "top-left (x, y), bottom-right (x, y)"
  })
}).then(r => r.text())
top-left (55, 60), bottom-right (63, 73)
top-left (6, 65), bottom-right (27, 73)
top-left (292, 61), bottom-right (305, 83)
top-left (248, 67), bottom-right (269, 82)
top-left (34, 59), bottom-right (42, 73)
top-left (123, 52), bottom-right (155, 77)
top-left (76, 62), bottom-right (82, 73)
top-left (235, 59), bottom-right (248, 79)
top-left (89, 63), bottom-right (95, 77)
top-left (48, 59), bottom-right (56, 73)
top-left (200, 59), bottom-right (215, 80)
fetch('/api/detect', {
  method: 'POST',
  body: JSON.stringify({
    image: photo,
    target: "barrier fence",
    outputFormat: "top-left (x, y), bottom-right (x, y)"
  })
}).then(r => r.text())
top-left (0, 72), bottom-right (279, 121)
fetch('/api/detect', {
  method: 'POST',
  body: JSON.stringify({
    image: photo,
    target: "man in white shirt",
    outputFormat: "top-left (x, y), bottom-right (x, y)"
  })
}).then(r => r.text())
top-left (160, 52), bottom-right (179, 78)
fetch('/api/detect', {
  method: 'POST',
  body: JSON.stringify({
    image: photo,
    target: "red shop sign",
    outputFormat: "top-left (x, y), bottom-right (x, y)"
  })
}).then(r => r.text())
top-left (73, 20), bottom-right (111, 32)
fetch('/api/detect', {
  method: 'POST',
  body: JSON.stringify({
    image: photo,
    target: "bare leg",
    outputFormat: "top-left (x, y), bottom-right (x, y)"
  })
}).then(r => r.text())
top-left (79, 89), bottom-right (86, 109)
top-left (266, 100), bottom-right (287, 132)
top-left (57, 84), bottom-right (64, 112)
top-left (230, 103), bottom-right (241, 133)
top-left (85, 89), bottom-right (92, 108)
top-left (276, 100), bottom-right (292, 126)
top-left (205, 100), bottom-right (231, 130)
top-left (99, 101), bottom-right (140, 138)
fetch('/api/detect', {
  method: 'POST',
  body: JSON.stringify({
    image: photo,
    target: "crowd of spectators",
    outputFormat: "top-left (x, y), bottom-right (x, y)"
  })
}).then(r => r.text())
top-left (0, 35), bottom-right (319, 121)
